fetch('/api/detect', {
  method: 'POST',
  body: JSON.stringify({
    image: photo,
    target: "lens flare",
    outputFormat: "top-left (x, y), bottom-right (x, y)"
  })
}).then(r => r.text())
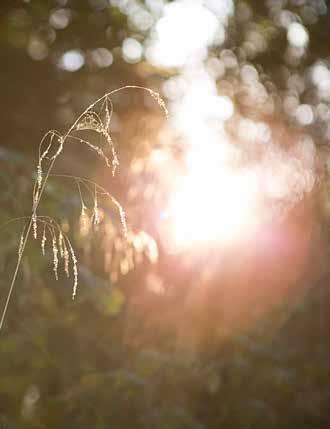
top-left (166, 144), bottom-right (260, 248)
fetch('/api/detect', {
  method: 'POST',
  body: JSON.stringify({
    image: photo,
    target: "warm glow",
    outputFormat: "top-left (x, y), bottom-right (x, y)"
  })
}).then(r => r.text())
top-left (166, 145), bottom-right (260, 248)
top-left (147, 1), bottom-right (218, 68)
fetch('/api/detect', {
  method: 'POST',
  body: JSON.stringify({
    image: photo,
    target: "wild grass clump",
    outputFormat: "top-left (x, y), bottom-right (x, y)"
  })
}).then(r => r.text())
top-left (0, 86), bottom-right (167, 332)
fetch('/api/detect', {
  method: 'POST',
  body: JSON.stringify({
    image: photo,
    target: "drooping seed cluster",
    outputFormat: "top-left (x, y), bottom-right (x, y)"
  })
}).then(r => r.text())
top-left (52, 234), bottom-right (59, 281)
top-left (23, 216), bottom-right (78, 299)
top-left (26, 87), bottom-right (167, 300)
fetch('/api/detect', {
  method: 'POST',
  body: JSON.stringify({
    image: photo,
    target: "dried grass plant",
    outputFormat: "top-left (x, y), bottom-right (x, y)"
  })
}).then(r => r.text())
top-left (0, 86), bottom-right (167, 332)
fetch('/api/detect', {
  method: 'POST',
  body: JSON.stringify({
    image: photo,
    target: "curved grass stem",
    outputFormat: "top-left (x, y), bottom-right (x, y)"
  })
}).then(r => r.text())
top-left (0, 156), bottom-right (57, 332)
top-left (0, 85), bottom-right (166, 333)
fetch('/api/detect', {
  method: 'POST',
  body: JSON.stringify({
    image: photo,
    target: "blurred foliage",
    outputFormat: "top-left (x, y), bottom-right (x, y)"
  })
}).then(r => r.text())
top-left (2, 0), bottom-right (330, 428)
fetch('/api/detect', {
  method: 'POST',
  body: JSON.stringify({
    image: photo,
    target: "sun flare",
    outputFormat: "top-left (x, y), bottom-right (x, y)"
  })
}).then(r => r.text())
top-left (166, 145), bottom-right (260, 248)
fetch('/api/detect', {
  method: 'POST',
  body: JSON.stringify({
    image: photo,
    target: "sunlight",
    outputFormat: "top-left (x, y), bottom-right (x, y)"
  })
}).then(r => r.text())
top-left (146, 1), bottom-right (219, 68)
top-left (167, 145), bottom-right (260, 248)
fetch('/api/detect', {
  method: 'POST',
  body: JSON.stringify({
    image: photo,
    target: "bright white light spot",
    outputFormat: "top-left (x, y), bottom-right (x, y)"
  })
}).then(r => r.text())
top-left (162, 76), bottom-right (187, 101)
top-left (149, 148), bottom-right (169, 165)
top-left (130, 8), bottom-right (154, 31)
top-left (311, 62), bottom-right (329, 86)
top-left (122, 38), bottom-right (143, 63)
top-left (238, 119), bottom-right (259, 142)
top-left (146, 0), bottom-right (221, 68)
top-left (145, 0), bottom-right (164, 15)
top-left (318, 79), bottom-right (330, 101)
top-left (295, 104), bottom-right (314, 125)
top-left (167, 149), bottom-right (259, 247)
top-left (211, 95), bottom-right (234, 120)
top-left (172, 69), bottom-right (234, 145)
top-left (264, 160), bottom-right (294, 200)
top-left (221, 49), bottom-right (238, 69)
top-left (206, 57), bottom-right (225, 79)
top-left (204, 0), bottom-right (234, 21)
top-left (58, 50), bottom-right (85, 72)
top-left (287, 22), bottom-right (309, 49)
top-left (241, 64), bottom-right (259, 83)
top-left (256, 122), bottom-right (271, 144)
top-left (283, 95), bottom-right (299, 115)
top-left (239, 118), bottom-right (272, 144)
